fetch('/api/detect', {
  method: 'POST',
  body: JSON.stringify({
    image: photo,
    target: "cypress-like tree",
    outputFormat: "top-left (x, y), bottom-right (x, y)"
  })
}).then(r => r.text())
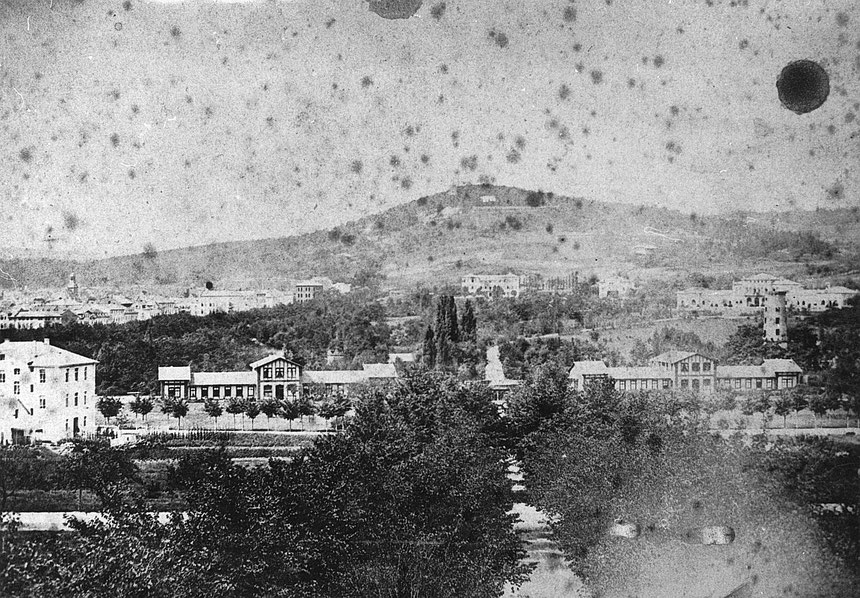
top-left (460, 299), bottom-right (477, 341)
top-left (423, 326), bottom-right (436, 368)
top-left (448, 296), bottom-right (460, 343)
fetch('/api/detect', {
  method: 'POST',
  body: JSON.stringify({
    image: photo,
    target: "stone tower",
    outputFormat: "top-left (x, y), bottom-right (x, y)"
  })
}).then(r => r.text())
top-left (763, 290), bottom-right (788, 346)
top-left (66, 273), bottom-right (79, 302)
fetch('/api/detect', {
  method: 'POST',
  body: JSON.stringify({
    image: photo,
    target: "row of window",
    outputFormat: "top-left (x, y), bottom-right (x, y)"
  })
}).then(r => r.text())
top-left (679, 362), bottom-right (712, 373)
top-left (618, 379), bottom-right (671, 391)
top-left (192, 385), bottom-right (256, 399)
top-left (0, 367), bottom-right (88, 383)
top-left (261, 365), bottom-right (299, 379)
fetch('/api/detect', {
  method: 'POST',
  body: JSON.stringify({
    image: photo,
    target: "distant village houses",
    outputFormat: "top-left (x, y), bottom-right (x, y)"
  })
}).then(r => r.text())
top-left (0, 273), bottom-right (354, 329)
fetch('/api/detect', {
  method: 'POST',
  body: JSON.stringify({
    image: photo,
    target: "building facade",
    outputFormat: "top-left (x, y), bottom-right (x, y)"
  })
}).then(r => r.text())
top-left (0, 339), bottom-right (97, 444)
top-left (569, 351), bottom-right (802, 394)
top-left (677, 274), bottom-right (858, 314)
top-left (461, 274), bottom-right (521, 299)
top-left (158, 353), bottom-right (398, 402)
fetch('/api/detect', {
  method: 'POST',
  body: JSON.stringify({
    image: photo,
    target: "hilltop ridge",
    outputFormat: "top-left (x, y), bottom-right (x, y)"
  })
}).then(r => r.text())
top-left (1, 185), bottom-right (857, 292)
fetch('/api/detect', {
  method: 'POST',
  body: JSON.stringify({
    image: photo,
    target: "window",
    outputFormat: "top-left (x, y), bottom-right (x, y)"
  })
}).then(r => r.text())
top-left (14, 368), bottom-right (20, 375)
top-left (190, 387), bottom-right (197, 399)
top-left (13, 381), bottom-right (20, 395)
top-left (74, 368), bottom-right (79, 381)
top-left (83, 391), bottom-right (87, 405)
top-left (84, 367), bottom-right (87, 381)
top-left (263, 366), bottom-right (272, 379)
top-left (618, 380), bottom-right (626, 390)
top-left (0, 372), bottom-right (4, 383)
top-left (65, 419), bottom-right (69, 431)
top-left (65, 369), bottom-right (69, 382)
top-left (680, 379), bottom-right (689, 388)
top-left (692, 379), bottom-right (700, 390)
top-left (775, 317), bottom-right (780, 325)
top-left (236, 386), bottom-right (243, 397)
top-left (201, 386), bottom-right (209, 399)
top-left (765, 379), bottom-right (774, 389)
top-left (692, 362), bottom-right (700, 372)
top-left (39, 369), bottom-right (46, 383)
top-left (663, 380), bottom-right (670, 389)
top-left (212, 386), bottom-right (220, 398)
top-left (39, 397), bottom-right (46, 409)
top-left (83, 416), bottom-right (87, 427)
top-left (263, 385), bottom-right (272, 397)
top-left (29, 384), bottom-right (34, 393)
top-left (275, 366), bottom-right (284, 378)
top-left (224, 386), bottom-right (232, 397)
top-left (733, 379), bottom-right (741, 389)
top-left (287, 365), bottom-right (298, 378)
top-left (65, 394), bottom-right (69, 407)
top-left (756, 379), bottom-right (762, 389)
top-left (74, 393), bottom-right (78, 406)
top-left (703, 362), bottom-right (711, 372)
top-left (248, 387), bottom-right (255, 398)
top-left (774, 329), bottom-right (780, 337)
top-left (703, 379), bottom-right (711, 387)
top-left (680, 363), bottom-right (689, 372)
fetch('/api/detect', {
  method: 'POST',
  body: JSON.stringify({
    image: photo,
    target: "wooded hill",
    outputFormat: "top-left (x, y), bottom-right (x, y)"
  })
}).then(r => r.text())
top-left (2, 185), bottom-right (857, 291)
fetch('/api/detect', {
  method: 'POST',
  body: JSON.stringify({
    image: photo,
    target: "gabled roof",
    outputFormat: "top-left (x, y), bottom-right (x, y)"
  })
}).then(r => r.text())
top-left (249, 353), bottom-right (302, 369)
top-left (716, 359), bottom-right (802, 379)
top-left (568, 360), bottom-right (610, 378)
top-left (651, 350), bottom-right (699, 364)
top-left (192, 371), bottom-right (257, 386)
top-left (158, 366), bottom-right (191, 381)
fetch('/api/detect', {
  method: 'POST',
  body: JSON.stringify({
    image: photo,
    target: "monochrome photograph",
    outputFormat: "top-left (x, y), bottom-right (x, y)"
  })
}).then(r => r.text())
top-left (1, 1), bottom-right (859, 596)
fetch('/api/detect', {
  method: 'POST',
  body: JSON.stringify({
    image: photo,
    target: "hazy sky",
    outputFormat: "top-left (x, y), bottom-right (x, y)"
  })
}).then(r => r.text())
top-left (1, 0), bottom-right (858, 259)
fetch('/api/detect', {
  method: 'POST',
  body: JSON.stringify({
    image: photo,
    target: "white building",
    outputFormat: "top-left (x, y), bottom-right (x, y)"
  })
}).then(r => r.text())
top-left (0, 339), bottom-right (97, 444)
top-left (677, 274), bottom-right (858, 314)
top-left (461, 274), bottom-right (521, 299)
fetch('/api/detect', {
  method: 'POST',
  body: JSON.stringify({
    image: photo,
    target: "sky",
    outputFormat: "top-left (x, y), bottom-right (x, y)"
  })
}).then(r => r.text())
top-left (0, 0), bottom-right (858, 259)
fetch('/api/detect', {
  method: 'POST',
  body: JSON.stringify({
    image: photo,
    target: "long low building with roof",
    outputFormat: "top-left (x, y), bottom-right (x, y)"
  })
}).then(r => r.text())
top-left (569, 350), bottom-right (802, 394)
top-left (158, 353), bottom-right (398, 403)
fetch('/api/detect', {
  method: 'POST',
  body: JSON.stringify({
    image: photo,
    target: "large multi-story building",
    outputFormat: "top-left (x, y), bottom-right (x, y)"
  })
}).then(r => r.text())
top-left (677, 274), bottom-right (857, 314)
top-left (461, 274), bottom-right (521, 299)
top-left (0, 339), bottom-right (97, 444)
top-left (158, 352), bottom-right (398, 402)
top-left (569, 351), bottom-right (802, 394)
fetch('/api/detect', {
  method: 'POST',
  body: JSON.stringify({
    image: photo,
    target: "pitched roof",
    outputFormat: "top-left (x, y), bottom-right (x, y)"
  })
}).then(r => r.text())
top-left (0, 339), bottom-right (97, 367)
top-left (158, 366), bottom-right (191, 381)
top-left (651, 350), bottom-right (698, 364)
top-left (302, 370), bottom-right (368, 385)
top-left (761, 359), bottom-right (803, 374)
top-left (192, 371), bottom-right (257, 386)
top-left (248, 353), bottom-right (302, 369)
top-left (716, 359), bottom-right (802, 379)
top-left (606, 366), bottom-right (673, 380)
top-left (569, 360), bottom-right (610, 378)
top-left (361, 363), bottom-right (398, 379)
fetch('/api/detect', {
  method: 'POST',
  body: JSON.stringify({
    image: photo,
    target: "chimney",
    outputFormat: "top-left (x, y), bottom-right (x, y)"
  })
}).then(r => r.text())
top-left (43, 338), bottom-right (50, 345)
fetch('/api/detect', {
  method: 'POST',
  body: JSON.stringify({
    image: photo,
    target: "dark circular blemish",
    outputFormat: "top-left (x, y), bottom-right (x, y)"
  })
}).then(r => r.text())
top-left (368, 0), bottom-right (422, 19)
top-left (776, 60), bottom-right (829, 114)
